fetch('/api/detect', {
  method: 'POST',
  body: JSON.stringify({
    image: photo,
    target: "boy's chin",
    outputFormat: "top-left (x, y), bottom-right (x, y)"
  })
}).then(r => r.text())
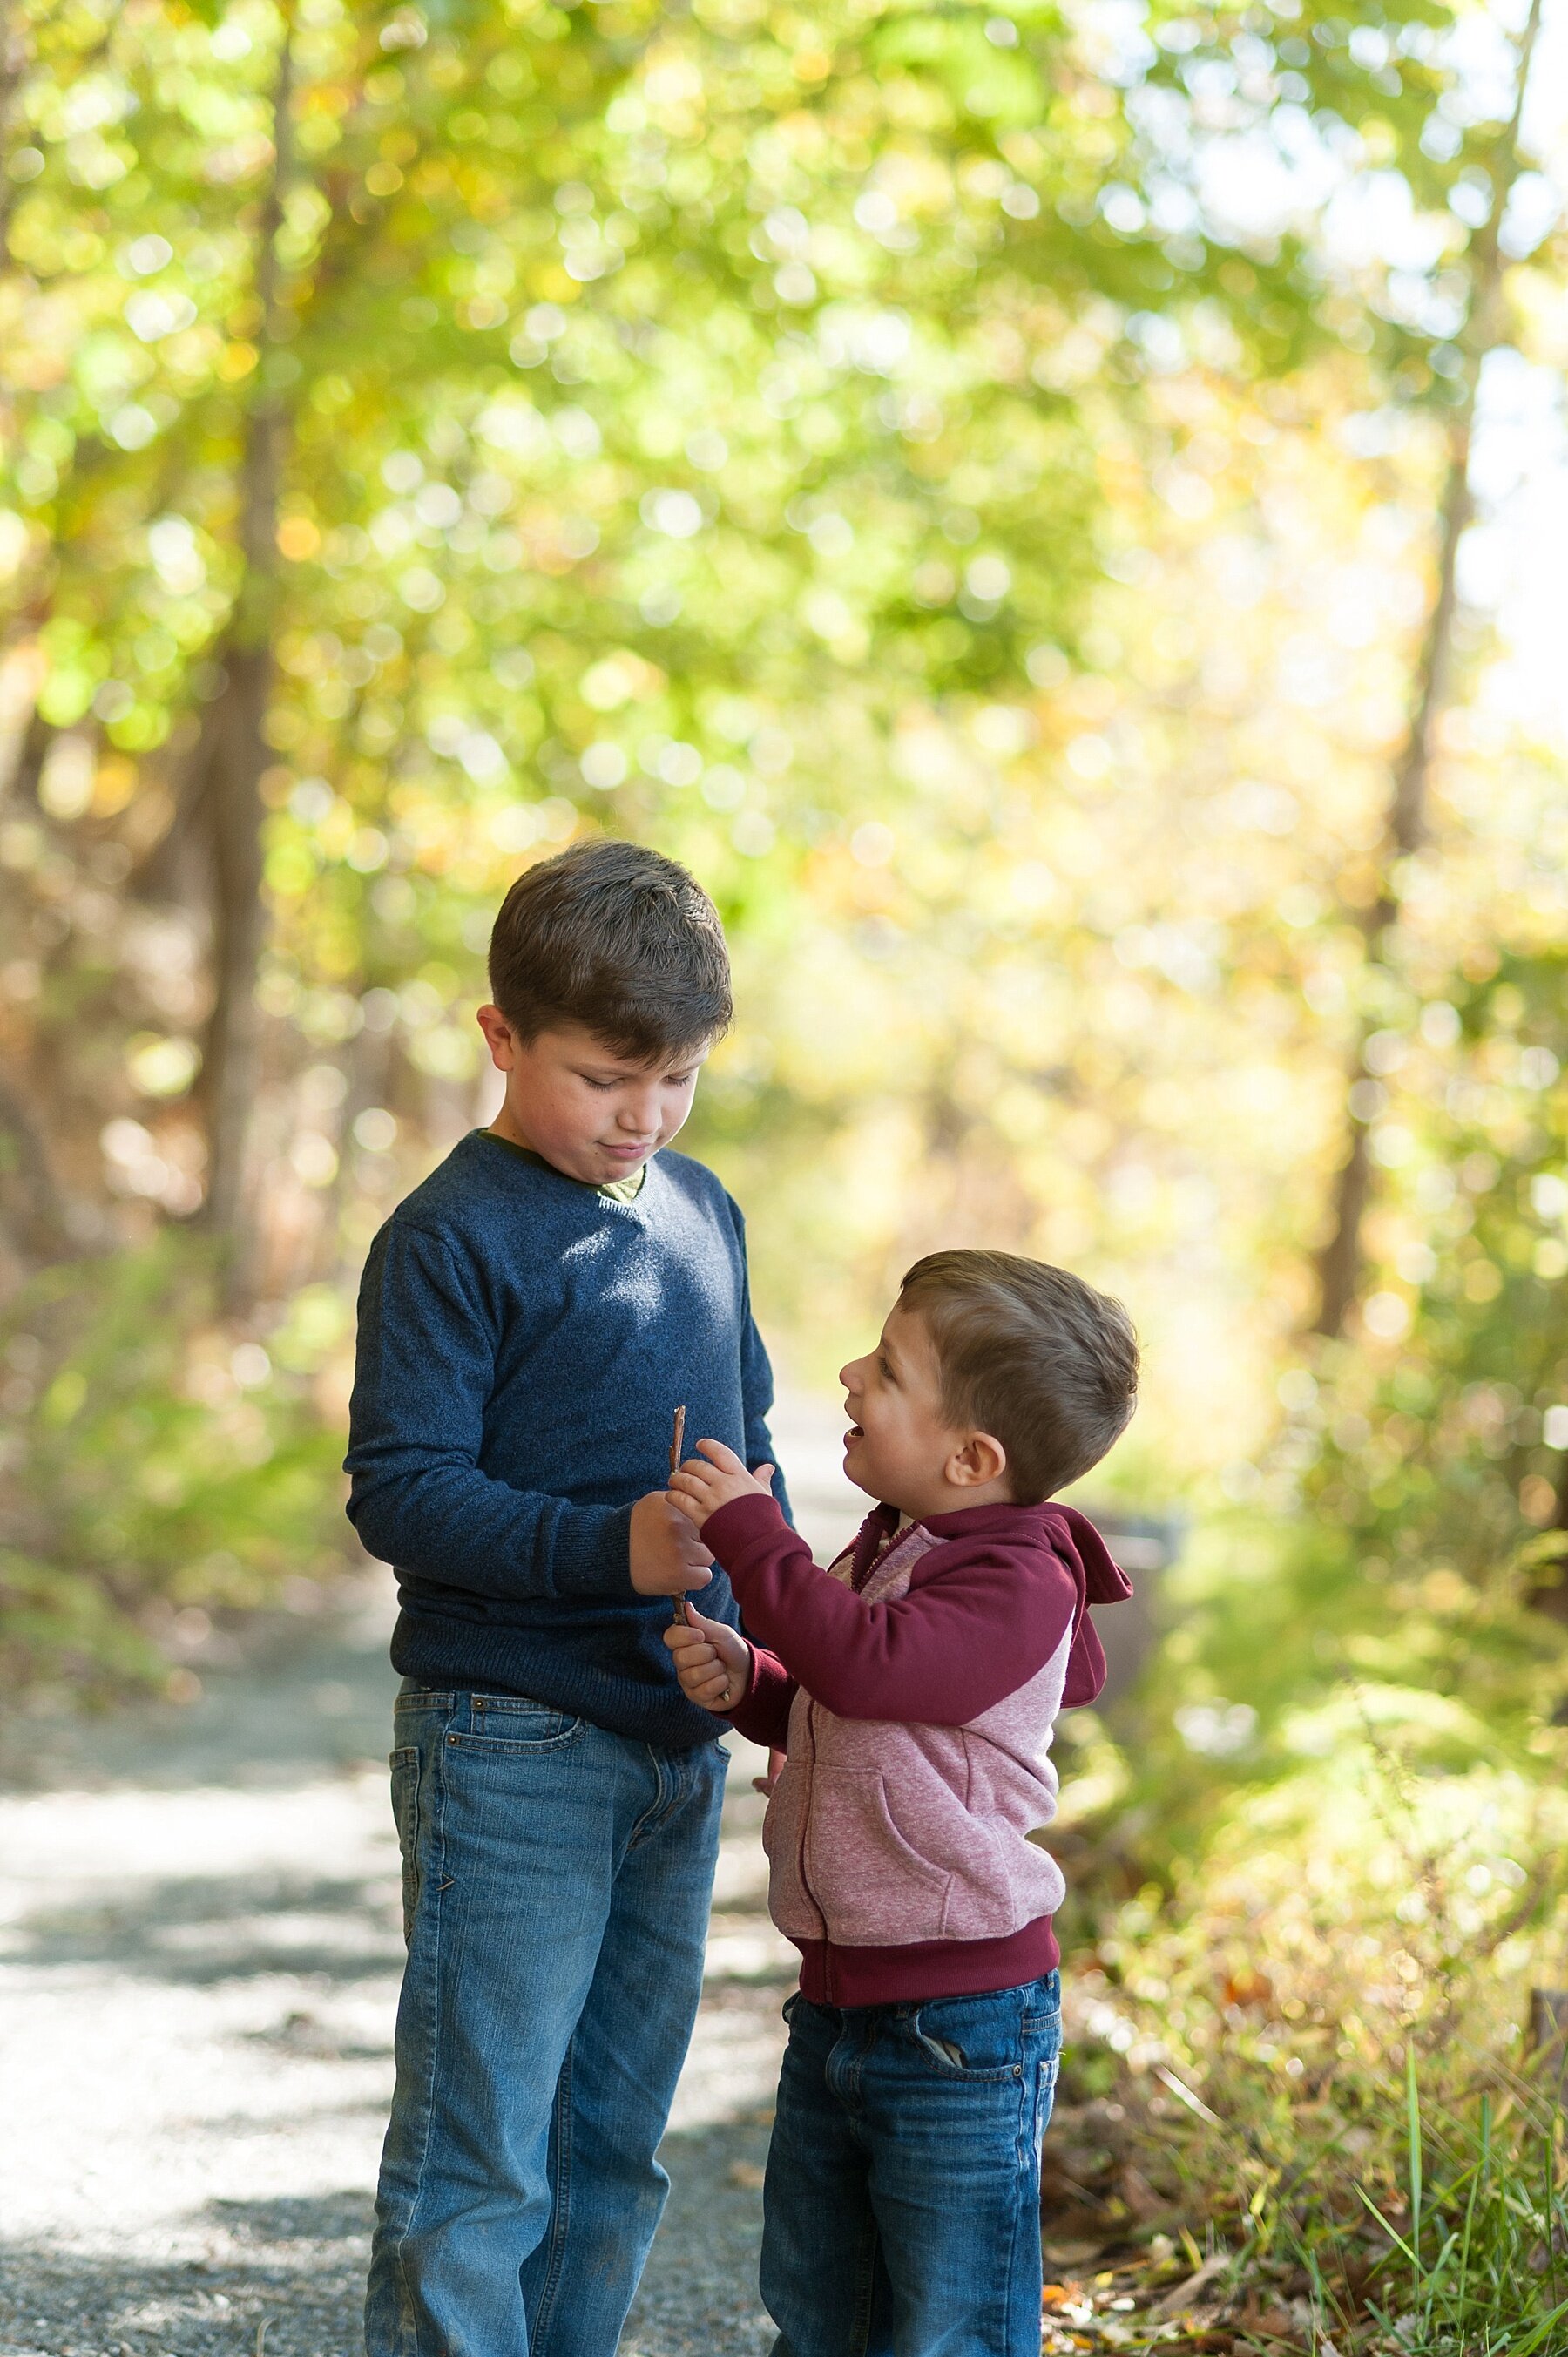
top-left (841, 1435), bottom-right (889, 1504)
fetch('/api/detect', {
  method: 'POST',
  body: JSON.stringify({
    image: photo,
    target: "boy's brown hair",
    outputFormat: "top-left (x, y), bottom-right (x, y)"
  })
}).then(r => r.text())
top-left (899, 1250), bottom-right (1138, 1504)
top-left (489, 839), bottom-right (732, 1060)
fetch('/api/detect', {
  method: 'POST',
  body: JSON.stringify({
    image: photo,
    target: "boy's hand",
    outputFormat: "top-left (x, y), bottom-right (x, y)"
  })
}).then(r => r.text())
top-left (667, 1439), bottom-right (776, 1528)
top-left (629, 1490), bottom-right (714, 1596)
top-left (663, 1602), bottom-right (752, 1714)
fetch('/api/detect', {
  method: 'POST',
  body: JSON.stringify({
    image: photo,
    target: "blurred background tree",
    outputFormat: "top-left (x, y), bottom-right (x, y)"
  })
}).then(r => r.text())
top-left (4, 0), bottom-right (1568, 2327)
top-left (0, 0), bottom-right (1564, 1676)
top-left (0, 0), bottom-right (1564, 1687)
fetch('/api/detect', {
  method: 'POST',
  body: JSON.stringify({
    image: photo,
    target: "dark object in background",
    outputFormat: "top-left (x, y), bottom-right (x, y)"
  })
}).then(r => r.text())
top-left (1527, 1988), bottom-right (1568, 2095)
top-left (1083, 1512), bottom-right (1184, 1710)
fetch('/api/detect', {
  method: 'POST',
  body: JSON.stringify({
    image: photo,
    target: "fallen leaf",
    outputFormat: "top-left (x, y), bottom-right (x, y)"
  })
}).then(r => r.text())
top-left (1153, 2251), bottom-right (1232, 2317)
top-left (727, 2160), bottom-right (767, 2190)
top-left (1116, 2164), bottom-right (1166, 2220)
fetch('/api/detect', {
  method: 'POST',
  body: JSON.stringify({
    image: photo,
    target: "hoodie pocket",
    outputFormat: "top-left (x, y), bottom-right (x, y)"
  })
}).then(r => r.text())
top-left (801, 1768), bottom-right (953, 1945)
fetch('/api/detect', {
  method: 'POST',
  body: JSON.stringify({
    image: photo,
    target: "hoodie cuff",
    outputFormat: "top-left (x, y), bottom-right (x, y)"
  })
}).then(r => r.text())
top-left (701, 1489), bottom-right (791, 1568)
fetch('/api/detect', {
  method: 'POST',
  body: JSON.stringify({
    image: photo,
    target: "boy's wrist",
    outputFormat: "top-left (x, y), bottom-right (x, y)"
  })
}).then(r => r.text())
top-left (553, 1500), bottom-right (639, 1601)
top-left (700, 1488), bottom-right (787, 1558)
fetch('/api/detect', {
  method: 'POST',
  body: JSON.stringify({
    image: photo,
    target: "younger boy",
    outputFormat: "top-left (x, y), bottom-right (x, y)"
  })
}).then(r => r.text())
top-left (348, 840), bottom-right (787, 2357)
top-left (665, 1250), bottom-right (1138, 2357)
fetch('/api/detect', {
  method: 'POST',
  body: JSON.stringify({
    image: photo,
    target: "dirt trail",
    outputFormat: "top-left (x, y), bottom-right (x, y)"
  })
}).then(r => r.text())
top-left (0, 1396), bottom-right (862, 2357)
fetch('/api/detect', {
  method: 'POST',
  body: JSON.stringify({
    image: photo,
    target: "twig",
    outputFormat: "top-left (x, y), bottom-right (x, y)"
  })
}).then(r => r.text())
top-left (670, 1404), bottom-right (686, 1626)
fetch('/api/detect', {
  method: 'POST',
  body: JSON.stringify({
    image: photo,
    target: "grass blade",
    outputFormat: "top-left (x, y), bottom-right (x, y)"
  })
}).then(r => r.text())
top-left (1407, 2044), bottom-right (1423, 2310)
top-left (1355, 2180), bottom-right (1421, 2270)
top-left (1497, 2293), bottom-right (1568, 2357)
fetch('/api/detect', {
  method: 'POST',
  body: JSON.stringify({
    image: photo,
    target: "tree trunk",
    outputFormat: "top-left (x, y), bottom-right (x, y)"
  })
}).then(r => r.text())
top-left (198, 647), bottom-right (273, 1245)
top-left (1312, 0), bottom-right (1544, 1337)
top-left (0, 0), bottom-right (33, 269)
top-left (0, 1070), bottom-right (73, 1258)
top-left (195, 17), bottom-right (294, 1277)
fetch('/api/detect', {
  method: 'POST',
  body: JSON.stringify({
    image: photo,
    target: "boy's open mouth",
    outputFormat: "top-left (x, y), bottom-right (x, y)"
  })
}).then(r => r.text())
top-left (844, 1423), bottom-right (864, 1443)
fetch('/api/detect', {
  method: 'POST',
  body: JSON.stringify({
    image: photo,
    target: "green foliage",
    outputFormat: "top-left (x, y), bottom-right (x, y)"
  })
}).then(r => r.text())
top-left (0, 1237), bottom-right (349, 1697)
top-left (1, 0), bottom-right (1567, 2299)
top-left (1048, 1532), bottom-right (1568, 2345)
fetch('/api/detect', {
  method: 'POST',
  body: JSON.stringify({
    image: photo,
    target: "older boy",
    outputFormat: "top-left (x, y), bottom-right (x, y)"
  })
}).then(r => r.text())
top-left (666, 1250), bottom-right (1137, 2357)
top-left (348, 840), bottom-right (786, 2357)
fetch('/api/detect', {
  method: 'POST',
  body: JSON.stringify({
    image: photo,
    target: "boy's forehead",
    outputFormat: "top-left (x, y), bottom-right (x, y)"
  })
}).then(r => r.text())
top-left (881, 1302), bottom-right (928, 1365)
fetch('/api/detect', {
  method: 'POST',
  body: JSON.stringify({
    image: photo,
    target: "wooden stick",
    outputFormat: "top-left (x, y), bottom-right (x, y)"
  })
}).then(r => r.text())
top-left (670, 1405), bottom-right (687, 1625)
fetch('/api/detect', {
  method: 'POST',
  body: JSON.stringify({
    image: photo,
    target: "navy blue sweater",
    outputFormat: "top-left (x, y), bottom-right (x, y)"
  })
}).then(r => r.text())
top-left (345, 1130), bottom-right (785, 1748)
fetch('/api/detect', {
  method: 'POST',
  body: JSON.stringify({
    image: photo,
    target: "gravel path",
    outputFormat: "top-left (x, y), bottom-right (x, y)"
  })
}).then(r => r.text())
top-left (0, 1398), bottom-right (861, 2357)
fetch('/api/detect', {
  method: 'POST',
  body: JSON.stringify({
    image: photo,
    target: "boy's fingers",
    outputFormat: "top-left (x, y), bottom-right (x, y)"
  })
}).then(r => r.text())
top-left (663, 1633), bottom-right (719, 1670)
top-left (752, 1462), bottom-right (775, 1491)
top-left (694, 1438), bottom-right (747, 1472)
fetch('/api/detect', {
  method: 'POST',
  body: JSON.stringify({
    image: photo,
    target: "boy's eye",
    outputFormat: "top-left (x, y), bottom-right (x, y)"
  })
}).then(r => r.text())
top-left (877, 1354), bottom-right (894, 1380)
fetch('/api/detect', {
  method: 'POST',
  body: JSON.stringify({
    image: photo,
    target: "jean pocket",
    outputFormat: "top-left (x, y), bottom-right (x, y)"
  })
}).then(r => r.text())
top-left (906, 1993), bottom-right (1027, 2084)
top-left (1022, 1967), bottom-right (1062, 2033)
top-left (447, 1695), bottom-right (583, 1752)
top-left (1034, 2052), bottom-right (1060, 2151)
top-left (389, 1746), bottom-right (421, 1945)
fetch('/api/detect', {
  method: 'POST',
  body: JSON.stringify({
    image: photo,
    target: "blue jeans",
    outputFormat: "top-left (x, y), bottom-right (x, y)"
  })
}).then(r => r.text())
top-left (760, 1974), bottom-right (1061, 2357)
top-left (365, 1684), bottom-right (727, 2357)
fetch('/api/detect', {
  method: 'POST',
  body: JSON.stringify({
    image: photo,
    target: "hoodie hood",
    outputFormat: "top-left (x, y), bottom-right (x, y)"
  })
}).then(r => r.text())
top-left (1040, 1503), bottom-right (1134, 1707)
top-left (855, 1496), bottom-right (1133, 1713)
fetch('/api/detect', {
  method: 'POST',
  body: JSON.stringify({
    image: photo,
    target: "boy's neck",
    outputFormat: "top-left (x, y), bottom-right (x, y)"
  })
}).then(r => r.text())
top-left (486, 1107), bottom-right (650, 1200)
top-left (878, 1477), bottom-right (1019, 1525)
top-left (490, 1101), bottom-right (571, 1172)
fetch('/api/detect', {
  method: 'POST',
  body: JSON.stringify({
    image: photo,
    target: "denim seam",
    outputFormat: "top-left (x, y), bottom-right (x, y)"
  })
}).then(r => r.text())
top-left (443, 1725), bottom-right (585, 1755)
top-left (390, 1750), bottom-right (420, 1948)
top-left (390, 1716), bottom-right (449, 2357)
top-left (625, 1746), bottom-right (675, 1849)
top-left (530, 2034), bottom-right (576, 2355)
top-left (848, 2204), bottom-right (880, 2357)
top-left (842, 2019), bottom-right (878, 2356)
top-left (997, 2063), bottom-right (1029, 2343)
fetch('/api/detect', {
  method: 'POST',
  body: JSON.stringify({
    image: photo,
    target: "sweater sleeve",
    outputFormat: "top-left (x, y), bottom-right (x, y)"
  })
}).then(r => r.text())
top-left (700, 1494), bottom-right (1078, 1726)
top-left (344, 1222), bottom-right (636, 1602)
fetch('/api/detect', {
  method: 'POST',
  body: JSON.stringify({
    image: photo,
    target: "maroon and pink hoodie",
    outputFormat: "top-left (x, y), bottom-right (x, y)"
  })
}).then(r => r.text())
top-left (700, 1490), bottom-right (1132, 2008)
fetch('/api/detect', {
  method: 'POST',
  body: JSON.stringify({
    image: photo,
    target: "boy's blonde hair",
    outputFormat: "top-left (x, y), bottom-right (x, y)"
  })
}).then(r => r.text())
top-left (899, 1250), bottom-right (1138, 1504)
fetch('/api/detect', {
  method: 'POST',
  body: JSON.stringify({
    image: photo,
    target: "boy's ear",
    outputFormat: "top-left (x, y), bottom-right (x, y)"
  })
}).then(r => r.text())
top-left (476, 1004), bottom-right (518, 1069)
top-left (947, 1432), bottom-right (1007, 1490)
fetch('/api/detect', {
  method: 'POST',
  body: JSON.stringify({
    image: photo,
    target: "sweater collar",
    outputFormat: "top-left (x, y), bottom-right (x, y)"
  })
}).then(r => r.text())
top-left (470, 1127), bottom-right (651, 1204)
